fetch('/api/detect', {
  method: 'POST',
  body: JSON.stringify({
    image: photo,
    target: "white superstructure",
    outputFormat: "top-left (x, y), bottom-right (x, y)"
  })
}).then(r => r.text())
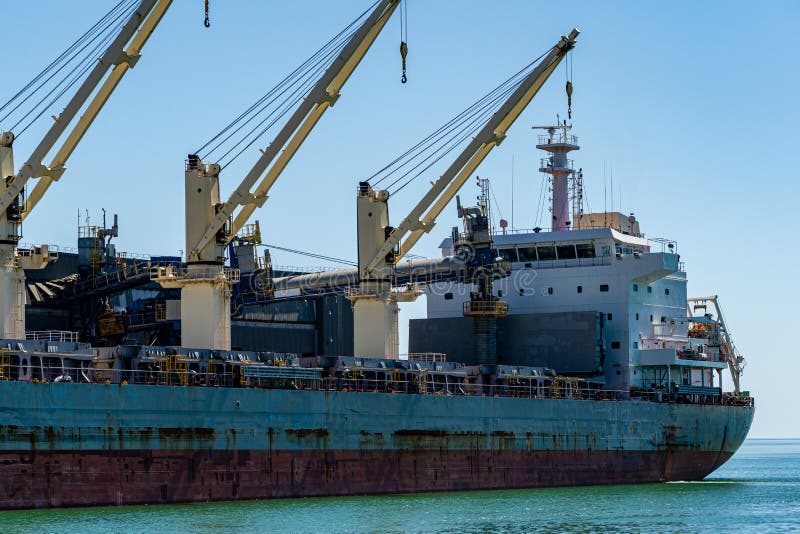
top-left (422, 125), bottom-right (739, 394)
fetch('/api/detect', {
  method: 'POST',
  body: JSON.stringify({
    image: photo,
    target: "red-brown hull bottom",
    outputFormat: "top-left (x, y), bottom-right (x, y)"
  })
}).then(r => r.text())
top-left (0, 448), bottom-right (732, 509)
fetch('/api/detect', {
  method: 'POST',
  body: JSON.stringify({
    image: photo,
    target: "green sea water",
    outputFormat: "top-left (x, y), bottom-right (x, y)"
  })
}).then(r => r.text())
top-left (1, 439), bottom-right (797, 533)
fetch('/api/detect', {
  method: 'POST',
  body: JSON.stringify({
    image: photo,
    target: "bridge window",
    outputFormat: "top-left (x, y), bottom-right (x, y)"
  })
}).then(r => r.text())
top-left (665, 288), bottom-right (670, 296)
top-left (537, 245), bottom-right (556, 261)
top-left (576, 243), bottom-right (596, 258)
top-left (633, 284), bottom-right (638, 292)
top-left (647, 286), bottom-right (653, 294)
top-left (607, 313), bottom-right (613, 321)
top-left (556, 245), bottom-right (577, 260)
top-left (600, 284), bottom-right (609, 292)
top-left (518, 246), bottom-right (537, 261)
top-left (611, 341), bottom-right (621, 349)
top-left (497, 248), bottom-right (518, 262)
top-left (577, 285), bottom-right (583, 293)
top-left (444, 293), bottom-right (453, 300)
top-left (547, 287), bottom-right (554, 295)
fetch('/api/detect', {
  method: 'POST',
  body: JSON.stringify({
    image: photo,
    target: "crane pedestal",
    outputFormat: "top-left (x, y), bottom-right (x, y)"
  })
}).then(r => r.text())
top-left (348, 283), bottom-right (419, 359)
top-left (158, 156), bottom-right (239, 350)
top-left (152, 264), bottom-right (239, 350)
top-left (0, 135), bottom-right (57, 339)
top-left (0, 252), bottom-right (26, 340)
top-left (349, 290), bottom-right (399, 359)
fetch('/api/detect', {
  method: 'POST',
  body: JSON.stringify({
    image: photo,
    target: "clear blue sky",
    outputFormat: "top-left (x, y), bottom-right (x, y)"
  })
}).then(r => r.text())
top-left (2, 1), bottom-right (798, 438)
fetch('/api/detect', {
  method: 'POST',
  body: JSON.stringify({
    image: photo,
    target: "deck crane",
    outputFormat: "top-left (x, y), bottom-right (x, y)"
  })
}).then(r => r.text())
top-left (687, 295), bottom-right (746, 395)
top-left (153, 0), bottom-right (401, 350)
top-left (351, 29), bottom-right (579, 359)
top-left (0, 0), bottom-right (172, 340)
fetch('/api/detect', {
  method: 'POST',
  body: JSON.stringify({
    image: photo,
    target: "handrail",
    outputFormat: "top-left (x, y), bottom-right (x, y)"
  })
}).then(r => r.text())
top-left (405, 353), bottom-right (447, 362)
top-left (1, 362), bottom-right (754, 407)
top-left (536, 134), bottom-right (579, 146)
top-left (463, 300), bottom-right (509, 317)
top-left (150, 265), bottom-right (240, 284)
top-left (26, 330), bottom-right (79, 342)
top-left (494, 223), bottom-right (646, 238)
top-left (0, 366), bottom-right (755, 406)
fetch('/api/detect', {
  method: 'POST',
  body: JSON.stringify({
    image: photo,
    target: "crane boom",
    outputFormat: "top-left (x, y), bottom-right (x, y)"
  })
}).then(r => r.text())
top-left (0, 0), bottom-right (168, 214)
top-left (361, 28), bottom-right (579, 278)
top-left (188, 0), bottom-right (400, 261)
top-left (22, 0), bottom-right (173, 220)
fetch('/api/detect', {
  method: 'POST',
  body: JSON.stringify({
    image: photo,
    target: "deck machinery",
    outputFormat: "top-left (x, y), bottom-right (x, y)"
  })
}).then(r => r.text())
top-left (153, 0), bottom-right (402, 351)
top-left (349, 29), bottom-right (578, 359)
top-left (0, 0), bottom-right (172, 339)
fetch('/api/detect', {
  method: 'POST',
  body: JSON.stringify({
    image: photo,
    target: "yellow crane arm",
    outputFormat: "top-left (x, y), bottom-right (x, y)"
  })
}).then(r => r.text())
top-left (188, 0), bottom-right (400, 260)
top-left (22, 0), bottom-right (173, 220)
top-left (362, 28), bottom-right (580, 278)
top-left (0, 0), bottom-right (166, 214)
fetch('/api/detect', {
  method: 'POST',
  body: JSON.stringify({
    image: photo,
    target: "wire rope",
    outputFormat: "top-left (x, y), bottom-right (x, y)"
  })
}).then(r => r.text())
top-left (194, 1), bottom-right (379, 167)
top-left (263, 243), bottom-right (356, 266)
top-left (1, 1), bottom-right (137, 138)
top-left (366, 46), bottom-right (559, 199)
top-left (14, 11), bottom-right (134, 137)
top-left (0, 0), bottom-right (133, 121)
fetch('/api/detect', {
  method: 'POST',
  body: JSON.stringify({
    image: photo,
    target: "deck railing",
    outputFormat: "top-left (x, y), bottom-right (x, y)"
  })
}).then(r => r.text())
top-left (3, 363), bottom-right (754, 408)
top-left (26, 330), bottom-right (79, 342)
top-left (405, 353), bottom-right (447, 362)
top-left (463, 300), bottom-right (509, 317)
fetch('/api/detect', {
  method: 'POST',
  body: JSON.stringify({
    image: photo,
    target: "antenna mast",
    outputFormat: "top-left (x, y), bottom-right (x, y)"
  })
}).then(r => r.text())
top-left (532, 118), bottom-right (579, 231)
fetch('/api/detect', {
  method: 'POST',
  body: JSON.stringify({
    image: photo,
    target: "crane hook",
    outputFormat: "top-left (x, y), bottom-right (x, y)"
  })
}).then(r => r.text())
top-left (400, 41), bottom-right (408, 84)
top-left (565, 80), bottom-right (573, 119)
top-left (204, 0), bottom-right (210, 28)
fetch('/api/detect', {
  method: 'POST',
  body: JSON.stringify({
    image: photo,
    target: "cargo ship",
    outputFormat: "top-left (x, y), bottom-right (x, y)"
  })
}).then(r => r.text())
top-left (0, 351), bottom-right (752, 508)
top-left (0, 0), bottom-right (753, 509)
top-left (0, 123), bottom-right (754, 508)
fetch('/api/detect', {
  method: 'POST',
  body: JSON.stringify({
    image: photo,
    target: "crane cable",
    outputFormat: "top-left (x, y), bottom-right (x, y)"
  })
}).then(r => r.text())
top-left (367, 69), bottom-right (524, 189)
top-left (366, 45), bottom-right (557, 196)
top-left (262, 243), bottom-right (356, 267)
top-left (204, 0), bottom-right (210, 28)
top-left (194, 2), bottom-right (376, 168)
top-left (0, 0), bottom-right (138, 139)
top-left (399, 0), bottom-right (408, 83)
top-left (0, 0), bottom-right (130, 121)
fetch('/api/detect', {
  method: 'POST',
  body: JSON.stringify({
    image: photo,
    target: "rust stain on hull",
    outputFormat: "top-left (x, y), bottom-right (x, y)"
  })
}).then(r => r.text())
top-left (0, 448), bottom-right (734, 509)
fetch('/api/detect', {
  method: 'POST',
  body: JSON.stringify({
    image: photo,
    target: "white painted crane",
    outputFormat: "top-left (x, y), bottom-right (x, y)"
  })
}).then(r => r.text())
top-left (688, 295), bottom-right (746, 395)
top-left (152, 0), bottom-right (401, 350)
top-left (0, 0), bottom-right (172, 340)
top-left (351, 29), bottom-right (580, 359)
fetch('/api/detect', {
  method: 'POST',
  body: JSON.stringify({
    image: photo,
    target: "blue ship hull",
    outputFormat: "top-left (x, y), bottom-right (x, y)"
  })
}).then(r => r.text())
top-left (0, 381), bottom-right (753, 508)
